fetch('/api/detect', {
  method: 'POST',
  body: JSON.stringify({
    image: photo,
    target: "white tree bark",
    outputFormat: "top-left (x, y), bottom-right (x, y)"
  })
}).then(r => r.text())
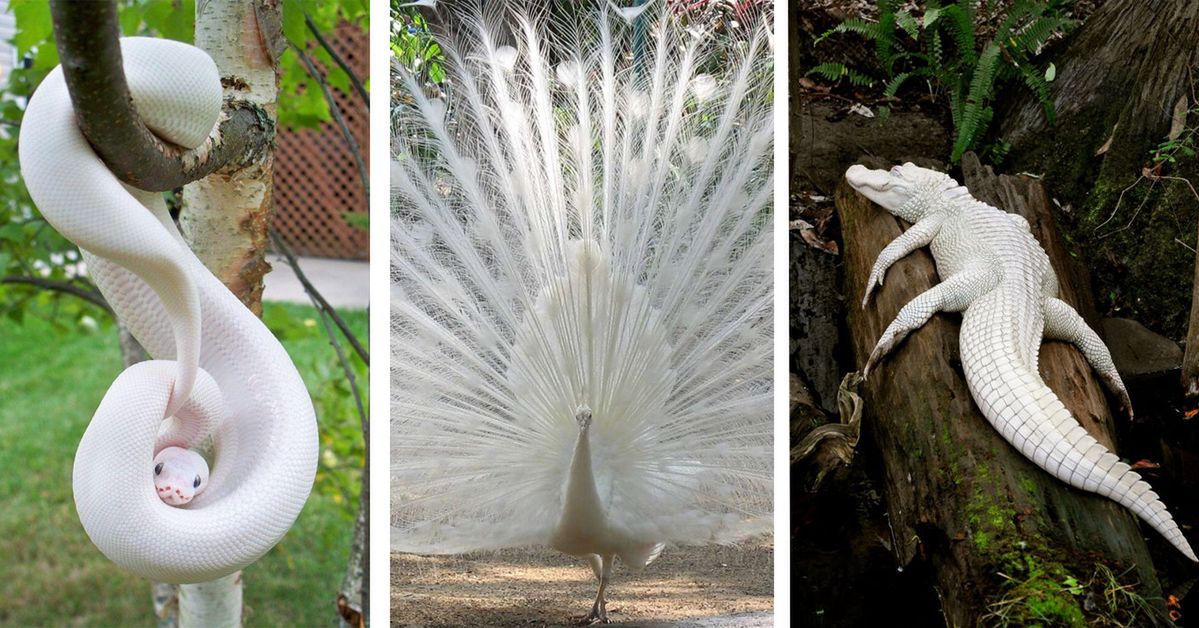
top-left (165, 1), bottom-right (282, 625)
top-left (182, 0), bottom-right (279, 310)
top-left (179, 574), bottom-right (244, 628)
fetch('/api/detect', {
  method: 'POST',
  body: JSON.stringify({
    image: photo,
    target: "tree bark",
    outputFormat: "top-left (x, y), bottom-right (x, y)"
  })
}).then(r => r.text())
top-left (182, 0), bottom-right (281, 312)
top-left (996, 0), bottom-right (1199, 350)
top-left (178, 573), bottom-right (242, 628)
top-left (838, 156), bottom-right (1163, 624)
top-left (337, 501), bottom-right (367, 628)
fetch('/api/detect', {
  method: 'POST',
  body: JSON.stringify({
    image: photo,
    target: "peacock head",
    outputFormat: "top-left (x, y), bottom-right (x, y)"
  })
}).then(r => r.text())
top-left (845, 162), bottom-right (963, 222)
top-left (574, 405), bottom-right (593, 431)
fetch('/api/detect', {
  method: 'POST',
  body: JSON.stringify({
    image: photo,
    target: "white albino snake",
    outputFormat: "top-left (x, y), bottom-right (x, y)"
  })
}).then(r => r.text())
top-left (19, 37), bottom-right (318, 583)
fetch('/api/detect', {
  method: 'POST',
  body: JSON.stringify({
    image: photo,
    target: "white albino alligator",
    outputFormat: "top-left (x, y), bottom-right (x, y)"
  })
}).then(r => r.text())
top-left (847, 162), bottom-right (1197, 561)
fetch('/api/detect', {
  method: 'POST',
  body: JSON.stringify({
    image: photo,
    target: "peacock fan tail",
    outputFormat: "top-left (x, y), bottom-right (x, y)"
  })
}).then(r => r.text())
top-left (391, 1), bottom-right (773, 559)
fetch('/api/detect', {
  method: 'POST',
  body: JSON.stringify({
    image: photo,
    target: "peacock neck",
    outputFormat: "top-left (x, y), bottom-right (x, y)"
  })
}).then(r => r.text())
top-left (551, 409), bottom-right (607, 553)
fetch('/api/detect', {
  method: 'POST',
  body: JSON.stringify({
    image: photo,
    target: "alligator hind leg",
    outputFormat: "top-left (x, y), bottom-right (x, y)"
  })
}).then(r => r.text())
top-left (1042, 297), bottom-right (1132, 417)
top-left (864, 267), bottom-right (998, 379)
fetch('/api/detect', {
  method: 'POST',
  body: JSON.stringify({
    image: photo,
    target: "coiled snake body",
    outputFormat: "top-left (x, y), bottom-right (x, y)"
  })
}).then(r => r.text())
top-left (19, 37), bottom-right (318, 583)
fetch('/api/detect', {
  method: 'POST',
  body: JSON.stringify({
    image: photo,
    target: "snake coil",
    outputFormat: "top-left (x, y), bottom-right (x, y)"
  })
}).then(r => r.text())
top-left (19, 37), bottom-right (317, 583)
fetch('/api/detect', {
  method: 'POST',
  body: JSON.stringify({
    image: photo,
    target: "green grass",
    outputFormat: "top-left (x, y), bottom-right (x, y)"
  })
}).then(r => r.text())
top-left (0, 301), bottom-right (367, 625)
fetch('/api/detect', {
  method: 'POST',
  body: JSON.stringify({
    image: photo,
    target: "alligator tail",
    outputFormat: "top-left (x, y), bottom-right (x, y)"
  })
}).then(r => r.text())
top-left (960, 299), bottom-right (1197, 561)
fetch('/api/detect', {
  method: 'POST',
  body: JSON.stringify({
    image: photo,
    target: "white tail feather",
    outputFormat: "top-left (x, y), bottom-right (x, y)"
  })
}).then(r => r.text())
top-left (392, 2), bottom-right (773, 554)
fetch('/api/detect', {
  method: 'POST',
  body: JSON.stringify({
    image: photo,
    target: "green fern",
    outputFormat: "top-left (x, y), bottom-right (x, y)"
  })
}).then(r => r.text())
top-left (941, 2), bottom-right (977, 69)
top-left (805, 63), bottom-right (874, 88)
top-left (815, 18), bottom-right (883, 44)
top-left (896, 10), bottom-right (920, 40)
top-left (1013, 16), bottom-right (1072, 54)
top-left (954, 43), bottom-right (1002, 162)
top-left (883, 69), bottom-right (933, 98)
top-left (810, 0), bottom-right (1074, 164)
top-left (1012, 60), bottom-right (1055, 123)
top-left (877, 0), bottom-right (899, 72)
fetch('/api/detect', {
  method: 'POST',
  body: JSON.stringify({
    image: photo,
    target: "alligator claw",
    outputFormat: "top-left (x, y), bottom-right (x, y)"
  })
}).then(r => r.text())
top-left (862, 271), bottom-right (884, 308)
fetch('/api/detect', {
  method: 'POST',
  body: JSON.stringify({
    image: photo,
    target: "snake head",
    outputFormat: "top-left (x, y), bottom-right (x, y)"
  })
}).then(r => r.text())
top-left (153, 446), bottom-right (209, 506)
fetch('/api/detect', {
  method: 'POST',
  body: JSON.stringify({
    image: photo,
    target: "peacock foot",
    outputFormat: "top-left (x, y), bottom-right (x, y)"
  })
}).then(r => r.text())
top-left (574, 600), bottom-right (610, 625)
top-left (576, 611), bottom-right (611, 625)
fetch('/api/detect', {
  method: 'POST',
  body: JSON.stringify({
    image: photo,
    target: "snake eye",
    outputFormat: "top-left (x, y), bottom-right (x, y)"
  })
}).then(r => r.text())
top-left (193, 475), bottom-right (202, 488)
top-left (155, 462), bottom-right (164, 476)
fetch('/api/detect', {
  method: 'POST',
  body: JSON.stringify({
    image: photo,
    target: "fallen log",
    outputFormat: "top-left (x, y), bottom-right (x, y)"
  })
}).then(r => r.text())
top-left (838, 155), bottom-right (1164, 624)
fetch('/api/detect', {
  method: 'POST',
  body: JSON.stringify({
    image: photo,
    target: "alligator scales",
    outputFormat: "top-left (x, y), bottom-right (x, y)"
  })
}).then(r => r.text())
top-left (846, 162), bottom-right (1196, 561)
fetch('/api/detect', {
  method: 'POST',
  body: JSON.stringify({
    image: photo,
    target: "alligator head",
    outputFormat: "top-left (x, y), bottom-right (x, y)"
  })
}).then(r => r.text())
top-left (845, 162), bottom-right (963, 222)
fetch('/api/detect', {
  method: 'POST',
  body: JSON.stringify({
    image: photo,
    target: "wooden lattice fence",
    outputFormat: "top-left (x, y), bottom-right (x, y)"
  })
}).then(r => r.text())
top-left (273, 23), bottom-right (368, 260)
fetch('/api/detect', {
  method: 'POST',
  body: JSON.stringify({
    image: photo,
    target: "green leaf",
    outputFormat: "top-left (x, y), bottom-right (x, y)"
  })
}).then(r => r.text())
top-left (923, 7), bottom-right (943, 28)
top-left (10, 0), bottom-right (51, 56)
top-left (142, 0), bottom-right (195, 41)
top-left (326, 66), bottom-right (351, 94)
top-left (896, 11), bottom-right (919, 39)
top-left (1044, 62), bottom-right (1056, 82)
top-left (282, 0), bottom-right (309, 45)
top-left (118, 4), bottom-right (142, 35)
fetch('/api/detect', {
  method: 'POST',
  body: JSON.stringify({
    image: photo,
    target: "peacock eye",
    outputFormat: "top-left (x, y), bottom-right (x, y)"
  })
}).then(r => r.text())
top-left (155, 462), bottom-right (164, 476)
top-left (193, 475), bottom-right (202, 488)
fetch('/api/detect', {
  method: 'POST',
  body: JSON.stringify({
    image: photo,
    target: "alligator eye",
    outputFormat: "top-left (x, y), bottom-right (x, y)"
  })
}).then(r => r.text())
top-left (890, 166), bottom-right (903, 175)
top-left (193, 475), bottom-right (202, 488)
top-left (154, 462), bottom-right (164, 476)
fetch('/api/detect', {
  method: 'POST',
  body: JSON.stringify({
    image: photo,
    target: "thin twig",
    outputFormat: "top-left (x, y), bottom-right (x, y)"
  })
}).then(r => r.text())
top-left (1, 276), bottom-right (111, 313)
top-left (291, 44), bottom-right (370, 196)
top-left (304, 14), bottom-right (369, 108)
top-left (1156, 174), bottom-right (1199, 203)
top-left (296, 240), bottom-right (369, 627)
top-left (269, 229), bottom-right (369, 366)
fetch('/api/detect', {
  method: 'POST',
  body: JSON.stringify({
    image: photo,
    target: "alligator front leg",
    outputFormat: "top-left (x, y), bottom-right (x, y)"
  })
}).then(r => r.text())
top-left (864, 267), bottom-right (998, 378)
top-left (862, 215), bottom-right (945, 308)
top-left (1042, 297), bottom-right (1133, 417)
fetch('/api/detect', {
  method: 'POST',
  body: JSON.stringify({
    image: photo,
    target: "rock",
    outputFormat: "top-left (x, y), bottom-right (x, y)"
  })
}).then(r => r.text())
top-left (1101, 317), bottom-right (1183, 378)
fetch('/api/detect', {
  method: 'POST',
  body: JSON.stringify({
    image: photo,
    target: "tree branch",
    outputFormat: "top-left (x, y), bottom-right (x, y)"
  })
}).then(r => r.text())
top-left (305, 14), bottom-right (369, 108)
top-left (49, 0), bottom-right (275, 192)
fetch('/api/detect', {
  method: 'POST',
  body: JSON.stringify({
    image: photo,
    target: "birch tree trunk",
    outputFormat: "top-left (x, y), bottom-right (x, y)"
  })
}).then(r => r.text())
top-left (166, 1), bottom-right (282, 625)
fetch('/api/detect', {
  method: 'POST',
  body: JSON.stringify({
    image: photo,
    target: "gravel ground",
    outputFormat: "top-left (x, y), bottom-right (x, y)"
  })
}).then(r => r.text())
top-left (392, 537), bottom-right (773, 626)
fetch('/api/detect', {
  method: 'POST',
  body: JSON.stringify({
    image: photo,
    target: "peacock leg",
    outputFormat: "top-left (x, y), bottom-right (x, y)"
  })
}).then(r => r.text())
top-left (582, 554), bottom-right (614, 624)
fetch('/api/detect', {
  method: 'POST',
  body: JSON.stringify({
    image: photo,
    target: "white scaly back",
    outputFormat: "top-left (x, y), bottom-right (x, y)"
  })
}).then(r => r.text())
top-left (392, 1), bottom-right (773, 555)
